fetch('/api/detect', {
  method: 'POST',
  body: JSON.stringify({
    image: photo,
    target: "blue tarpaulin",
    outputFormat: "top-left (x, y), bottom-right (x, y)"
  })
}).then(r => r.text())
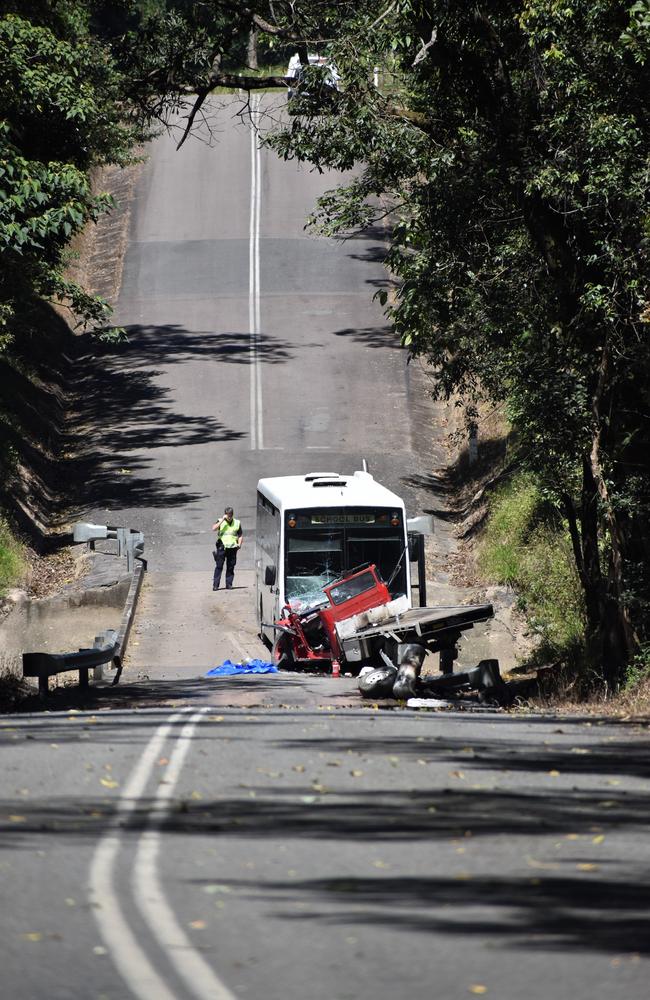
top-left (205, 659), bottom-right (278, 677)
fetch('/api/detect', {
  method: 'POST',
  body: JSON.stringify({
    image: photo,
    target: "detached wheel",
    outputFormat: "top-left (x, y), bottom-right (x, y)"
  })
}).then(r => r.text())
top-left (273, 634), bottom-right (295, 670)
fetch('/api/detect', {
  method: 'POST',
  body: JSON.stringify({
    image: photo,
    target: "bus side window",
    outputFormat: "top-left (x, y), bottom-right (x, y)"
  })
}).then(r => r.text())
top-left (257, 492), bottom-right (279, 585)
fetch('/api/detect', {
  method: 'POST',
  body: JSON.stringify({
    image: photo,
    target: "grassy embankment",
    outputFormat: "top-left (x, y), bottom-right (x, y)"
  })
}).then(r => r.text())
top-left (0, 516), bottom-right (25, 597)
top-left (478, 472), bottom-right (585, 666)
top-left (477, 472), bottom-right (650, 705)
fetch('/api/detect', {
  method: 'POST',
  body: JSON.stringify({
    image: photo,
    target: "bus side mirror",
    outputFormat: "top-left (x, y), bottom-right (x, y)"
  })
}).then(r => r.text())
top-left (264, 565), bottom-right (277, 587)
top-left (408, 533), bottom-right (420, 562)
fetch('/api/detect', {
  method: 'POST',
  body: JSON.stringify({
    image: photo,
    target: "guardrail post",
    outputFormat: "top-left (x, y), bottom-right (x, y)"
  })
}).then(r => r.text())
top-left (126, 531), bottom-right (144, 573)
top-left (116, 527), bottom-right (129, 558)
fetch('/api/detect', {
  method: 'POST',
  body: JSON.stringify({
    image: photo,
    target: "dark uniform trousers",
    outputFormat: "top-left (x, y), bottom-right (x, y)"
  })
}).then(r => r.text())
top-left (213, 543), bottom-right (238, 589)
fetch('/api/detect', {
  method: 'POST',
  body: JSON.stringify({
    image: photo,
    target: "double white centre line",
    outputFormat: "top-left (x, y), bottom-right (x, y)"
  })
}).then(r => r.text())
top-left (249, 95), bottom-right (263, 451)
top-left (89, 709), bottom-right (237, 1000)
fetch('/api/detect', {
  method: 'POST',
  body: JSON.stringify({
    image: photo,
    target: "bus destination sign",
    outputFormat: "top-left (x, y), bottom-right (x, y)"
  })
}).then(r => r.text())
top-left (310, 513), bottom-right (377, 525)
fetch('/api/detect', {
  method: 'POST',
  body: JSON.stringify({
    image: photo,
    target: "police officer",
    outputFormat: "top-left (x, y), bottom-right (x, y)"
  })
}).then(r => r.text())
top-left (212, 507), bottom-right (243, 590)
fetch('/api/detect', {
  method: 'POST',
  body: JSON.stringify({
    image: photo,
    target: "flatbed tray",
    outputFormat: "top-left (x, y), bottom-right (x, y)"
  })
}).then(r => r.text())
top-left (346, 603), bottom-right (494, 641)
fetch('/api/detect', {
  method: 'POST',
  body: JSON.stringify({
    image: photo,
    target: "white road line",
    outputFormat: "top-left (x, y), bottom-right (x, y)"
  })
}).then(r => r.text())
top-left (133, 711), bottom-right (237, 1000)
top-left (89, 713), bottom-right (186, 1000)
top-left (249, 95), bottom-right (263, 450)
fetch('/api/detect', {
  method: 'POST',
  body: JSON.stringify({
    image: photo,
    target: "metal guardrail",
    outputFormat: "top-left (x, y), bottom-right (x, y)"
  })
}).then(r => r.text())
top-left (73, 522), bottom-right (145, 573)
top-left (22, 522), bottom-right (146, 697)
top-left (23, 629), bottom-right (120, 698)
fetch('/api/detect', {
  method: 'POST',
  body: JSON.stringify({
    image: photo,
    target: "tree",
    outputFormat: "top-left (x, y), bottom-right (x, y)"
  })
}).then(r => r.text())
top-left (260, 1), bottom-right (650, 686)
top-left (0, 2), bottom-right (143, 340)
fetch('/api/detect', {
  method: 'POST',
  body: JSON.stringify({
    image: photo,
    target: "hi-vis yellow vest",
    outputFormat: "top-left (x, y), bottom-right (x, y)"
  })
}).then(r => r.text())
top-left (218, 518), bottom-right (241, 548)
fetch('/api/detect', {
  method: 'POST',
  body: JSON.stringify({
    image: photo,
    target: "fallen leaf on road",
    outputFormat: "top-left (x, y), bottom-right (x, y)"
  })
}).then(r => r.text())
top-left (311, 783), bottom-right (328, 793)
top-left (372, 860), bottom-right (390, 869)
top-left (548, 770), bottom-right (561, 777)
top-left (592, 834), bottom-right (605, 845)
top-left (157, 758), bottom-right (169, 766)
top-left (326, 761), bottom-right (341, 767)
top-left (9, 815), bottom-right (26, 823)
top-left (565, 833), bottom-right (580, 840)
top-left (301, 796), bottom-right (317, 804)
top-left (469, 986), bottom-right (487, 995)
top-left (427, 805), bottom-right (437, 813)
top-left (527, 857), bottom-right (560, 870)
top-left (190, 791), bottom-right (203, 800)
top-left (292, 765), bottom-right (305, 773)
top-left (21, 933), bottom-right (42, 942)
top-left (65, 898), bottom-right (75, 907)
top-left (607, 779), bottom-right (621, 786)
top-left (454, 872), bottom-right (471, 880)
top-left (570, 747), bottom-right (590, 755)
top-left (350, 770), bottom-right (363, 778)
top-left (93, 945), bottom-right (107, 955)
top-left (100, 778), bottom-right (119, 789)
top-left (189, 920), bottom-right (206, 930)
top-left (577, 863), bottom-right (599, 872)
top-left (449, 770), bottom-right (465, 779)
top-left (208, 716), bottom-right (224, 723)
top-left (203, 885), bottom-right (231, 895)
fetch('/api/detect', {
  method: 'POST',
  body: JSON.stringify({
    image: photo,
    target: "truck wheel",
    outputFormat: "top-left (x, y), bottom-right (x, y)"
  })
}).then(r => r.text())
top-left (273, 635), bottom-right (294, 670)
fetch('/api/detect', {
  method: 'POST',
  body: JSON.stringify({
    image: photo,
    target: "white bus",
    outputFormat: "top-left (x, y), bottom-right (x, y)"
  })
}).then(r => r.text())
top-left (255, 470), bottom-right (413, 644)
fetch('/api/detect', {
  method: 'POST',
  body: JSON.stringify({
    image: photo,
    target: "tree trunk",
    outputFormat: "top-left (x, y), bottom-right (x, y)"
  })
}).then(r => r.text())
top-left (247, 29), bottom-right (258, 70)
top-left (580, 456), bottom-right (630, 690)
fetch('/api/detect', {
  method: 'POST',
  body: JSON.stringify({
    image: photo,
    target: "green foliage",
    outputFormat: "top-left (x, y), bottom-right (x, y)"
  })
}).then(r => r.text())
top-left (0, 516), bottom-right (26, 596)
top-left (0, 4), bottom-right (145, 338)
top-left (262, 1), bottom-right (650, 682)
top-left (624, 644), bottom-right (650, 690)
top-left (478, 475), bottom-right (541, 584)
top-left (479, 474), bottom-right (585, 654)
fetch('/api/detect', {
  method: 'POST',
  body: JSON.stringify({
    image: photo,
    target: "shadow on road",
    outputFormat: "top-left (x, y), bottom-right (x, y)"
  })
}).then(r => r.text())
top-left (333, 326), bottom-right (401, 350)
top-left (2, 708), bottom-right (648, 958)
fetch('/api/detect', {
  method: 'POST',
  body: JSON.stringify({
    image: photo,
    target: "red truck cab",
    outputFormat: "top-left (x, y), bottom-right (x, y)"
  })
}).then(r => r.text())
top-left (319, 565), bottom-right (390, 660)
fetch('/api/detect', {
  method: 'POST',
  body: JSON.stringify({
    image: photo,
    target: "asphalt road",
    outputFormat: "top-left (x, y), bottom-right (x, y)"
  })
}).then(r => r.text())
top-left (82, 94), bottom-right (433, 679)
top-left (3, 96), bottom-right (649, 1000)
top-left (1, 707), bottom-right (649, 1000)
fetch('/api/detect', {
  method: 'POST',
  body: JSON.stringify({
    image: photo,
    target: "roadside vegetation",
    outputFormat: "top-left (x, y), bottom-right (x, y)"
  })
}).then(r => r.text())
top-left (1, 1), bottom-right (648, 703)
top-left (0, 516), bottom-right (25, 597)
top-left (479, 474), bottom-right (585, 663)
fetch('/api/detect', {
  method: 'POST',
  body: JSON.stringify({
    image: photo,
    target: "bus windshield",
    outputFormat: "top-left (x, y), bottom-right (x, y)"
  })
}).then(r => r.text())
top-left (285, 531), bottom-right (342, 607)
top-left (284, 507), bottom-right (406, 605)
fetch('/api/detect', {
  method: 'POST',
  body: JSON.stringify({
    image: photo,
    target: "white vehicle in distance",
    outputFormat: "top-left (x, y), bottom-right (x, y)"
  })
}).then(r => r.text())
top-left (285, 51), bottom-right (341, 109)
top-left (255, 469), bottom-right (427, 646)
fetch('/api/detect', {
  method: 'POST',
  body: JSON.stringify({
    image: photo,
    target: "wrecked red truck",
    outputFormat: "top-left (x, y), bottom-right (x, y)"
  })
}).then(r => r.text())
top-left (256, 470), bottom-right (508, 703)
